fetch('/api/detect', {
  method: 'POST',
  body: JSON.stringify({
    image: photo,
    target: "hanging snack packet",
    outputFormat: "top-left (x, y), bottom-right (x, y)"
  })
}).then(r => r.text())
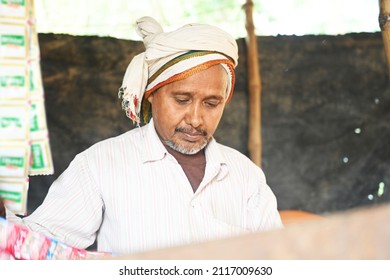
top-left (0, 217), bottom-right (114, 260)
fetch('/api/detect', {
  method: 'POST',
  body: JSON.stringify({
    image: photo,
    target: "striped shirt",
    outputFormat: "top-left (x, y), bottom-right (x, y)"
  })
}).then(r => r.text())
top-left (8, 119), bottom-right (282, 255)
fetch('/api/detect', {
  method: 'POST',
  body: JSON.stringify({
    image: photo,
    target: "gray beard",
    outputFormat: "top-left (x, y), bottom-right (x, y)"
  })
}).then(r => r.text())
top-left (164, 139), bottom-right (208, 155)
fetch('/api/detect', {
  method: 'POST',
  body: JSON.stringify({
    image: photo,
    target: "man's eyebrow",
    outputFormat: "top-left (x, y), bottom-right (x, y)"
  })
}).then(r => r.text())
top-left (171, 91), bottom-right (192, 96)
top-left (204, 95), bottom-right (224, 100)
top-left (170, 92), bottom-right (224, 100)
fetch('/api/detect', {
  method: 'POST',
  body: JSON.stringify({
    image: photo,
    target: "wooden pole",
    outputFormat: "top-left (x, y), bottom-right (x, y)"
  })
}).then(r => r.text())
top-left (243, 0), bottom-right (262, 167)
top-left (379, 0), bottom-right (390, 79)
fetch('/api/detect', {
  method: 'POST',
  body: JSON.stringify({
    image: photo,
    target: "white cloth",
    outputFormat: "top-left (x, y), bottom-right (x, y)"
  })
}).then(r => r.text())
top-left (119, 16), bottom-right (239, 124)
top-left (7, 120), bottom-right (282, 255)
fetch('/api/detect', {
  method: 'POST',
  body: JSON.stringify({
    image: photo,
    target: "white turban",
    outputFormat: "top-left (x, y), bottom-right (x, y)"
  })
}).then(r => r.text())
top-left (118, 16), bottom-right (239, 124)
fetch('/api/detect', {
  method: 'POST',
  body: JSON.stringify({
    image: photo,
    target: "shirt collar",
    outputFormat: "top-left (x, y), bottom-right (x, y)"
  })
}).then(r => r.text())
top-left (204, 137), bottom-right (228, 166)
top-left (141, 118), bottom-right (168, 163)
top-left (204, 138), bottom-right (229, 182)
top-left (141, 119), bottom-right (228, 168)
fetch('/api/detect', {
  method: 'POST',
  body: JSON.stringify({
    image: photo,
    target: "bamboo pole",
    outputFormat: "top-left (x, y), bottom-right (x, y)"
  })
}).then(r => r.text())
top-left (379, 0), bottom-right (390, 79)
top-left (243, 0), bottom-right (262, 167)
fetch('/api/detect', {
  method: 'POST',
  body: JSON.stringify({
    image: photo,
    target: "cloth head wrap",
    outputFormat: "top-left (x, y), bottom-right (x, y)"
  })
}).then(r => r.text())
top-left (118, 16), bottom-right (239, 124)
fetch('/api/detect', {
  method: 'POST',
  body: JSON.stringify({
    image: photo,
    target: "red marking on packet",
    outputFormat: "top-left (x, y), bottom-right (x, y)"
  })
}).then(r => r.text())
top-left (20, 230), bottom-right (51, 260)
top-left (5, 222), bottom-right (21, 255)
top-left (0, 247), bottom-right (14, 260)
top-left (38, 237), bottom-right (52, 260)
top-left (5, 165), bottom-right (19, 170)
top-left (74, 248), bottom-right (88, 260)
top-left (12, 226), bottom-right (29, 259)
top-left (45, 239), bottom-right (58, 260)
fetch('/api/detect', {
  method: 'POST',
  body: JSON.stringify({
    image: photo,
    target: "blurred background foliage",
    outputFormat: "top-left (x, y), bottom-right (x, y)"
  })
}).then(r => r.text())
top-left (35, 0), bottom-right (380, 40)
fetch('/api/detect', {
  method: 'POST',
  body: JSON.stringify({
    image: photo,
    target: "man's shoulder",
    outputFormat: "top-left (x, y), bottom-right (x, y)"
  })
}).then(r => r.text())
top-left (212, 141), bottom-right (255, 166)
top-left (213, 142), bottom-right (266, 184)
top-left (84, 125), bottom-right (146, 154)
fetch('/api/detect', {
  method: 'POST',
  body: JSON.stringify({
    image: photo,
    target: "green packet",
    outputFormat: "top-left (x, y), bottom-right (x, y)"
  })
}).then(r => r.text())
top-left (0, 142), bottom-right (29, 178)
top-left (0, 0), bottom-right (28, 19)
top-left (29, 99), bottom-right (47, 133)
top-left (29, 139), bottom-right (54, 176)
top-left (0, 178), bottom-right (28, 215)
top-left (0, 62), bottom-right (28, 100)
top-left (0, 102), bottom-right (29, 141)
top-left (0, 22), bottom-right (27, 59)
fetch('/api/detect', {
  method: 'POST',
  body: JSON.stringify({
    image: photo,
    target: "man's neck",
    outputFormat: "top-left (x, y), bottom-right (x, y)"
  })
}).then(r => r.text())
top-left (163, 144), bottom-right (206, 193)
top-left (163, 144), bottom-right (205, 164)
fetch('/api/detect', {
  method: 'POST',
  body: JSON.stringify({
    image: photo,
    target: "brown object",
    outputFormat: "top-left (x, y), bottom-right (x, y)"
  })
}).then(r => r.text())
top-left (244, 0), bottom-right (262, 167)
top-left (0, 198), bottom-right (5, 218)
top-left (380, 0), bottom-right (390, 78)
top-left (279, 209), bottom-right (322, 225)
top-left (111, 204), bottom-right (390, 259)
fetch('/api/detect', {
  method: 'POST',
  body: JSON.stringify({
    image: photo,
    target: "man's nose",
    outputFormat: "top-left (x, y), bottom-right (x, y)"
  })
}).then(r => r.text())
top-left (186, 103), bottom-right (203, 128)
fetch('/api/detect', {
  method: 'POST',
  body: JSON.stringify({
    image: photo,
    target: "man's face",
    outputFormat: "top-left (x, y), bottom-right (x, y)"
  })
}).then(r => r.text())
top-left (147, 64), bottom-right (228, 154)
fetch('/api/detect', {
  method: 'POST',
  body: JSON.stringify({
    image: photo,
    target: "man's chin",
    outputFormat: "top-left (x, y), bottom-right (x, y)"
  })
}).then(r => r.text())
top-left (166, 140), bottom-right (208, 155)
top-left (176, 144), bottom-right (205, 155)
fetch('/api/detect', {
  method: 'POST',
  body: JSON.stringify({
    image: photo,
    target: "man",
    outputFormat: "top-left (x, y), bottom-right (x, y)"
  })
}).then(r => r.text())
top-left (1, 16), bottom-right (282, 255)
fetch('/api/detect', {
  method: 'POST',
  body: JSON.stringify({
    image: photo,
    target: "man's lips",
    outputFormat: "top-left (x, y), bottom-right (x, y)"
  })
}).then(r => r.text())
top-left (182, 131), bottom-right (203, 142)
top-left (175, 127), bottom-right (207, 142)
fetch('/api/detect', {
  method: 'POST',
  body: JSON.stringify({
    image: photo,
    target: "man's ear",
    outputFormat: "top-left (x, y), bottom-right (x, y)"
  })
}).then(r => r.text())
top-left (147, 93), bottom-right (153, 104)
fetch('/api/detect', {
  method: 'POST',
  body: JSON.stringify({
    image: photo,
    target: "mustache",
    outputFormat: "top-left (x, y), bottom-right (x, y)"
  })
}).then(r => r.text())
top-left (175, 127), bottom-right (207, 137)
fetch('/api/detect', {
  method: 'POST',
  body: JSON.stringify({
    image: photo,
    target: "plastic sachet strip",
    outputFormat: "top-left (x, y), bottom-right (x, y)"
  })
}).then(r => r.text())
top-left (0, 217), bottom-right (114, 260)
